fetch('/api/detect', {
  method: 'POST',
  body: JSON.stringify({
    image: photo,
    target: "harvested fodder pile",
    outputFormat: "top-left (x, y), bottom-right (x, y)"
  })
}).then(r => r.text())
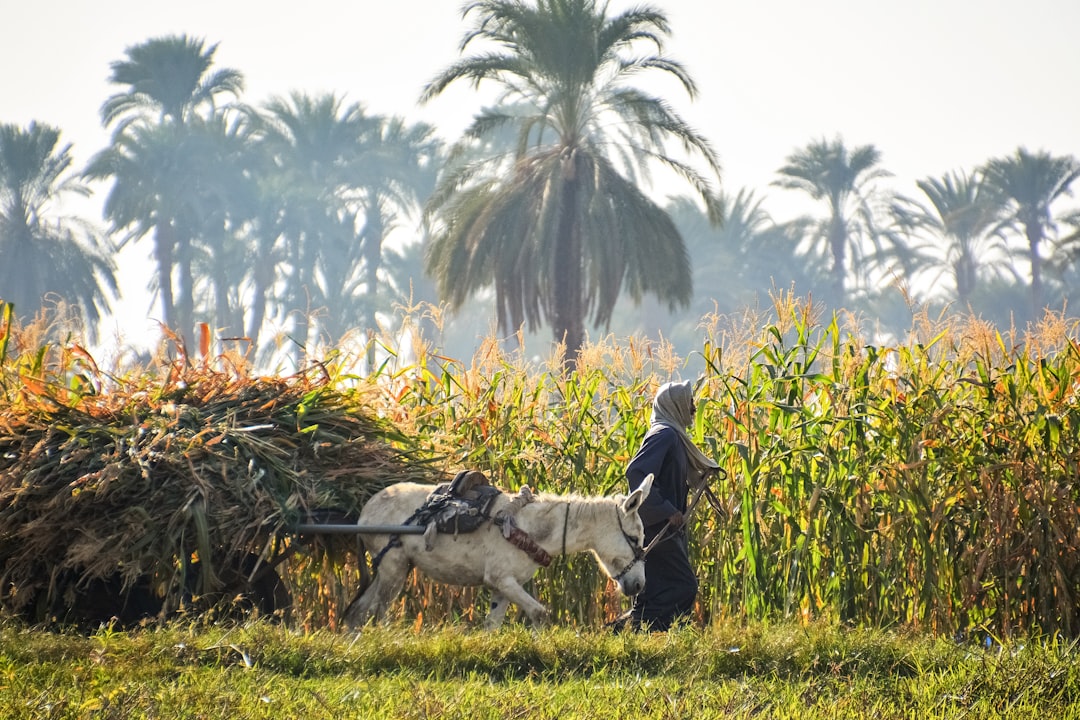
top-left (0, 354), bottom-right (445, 623)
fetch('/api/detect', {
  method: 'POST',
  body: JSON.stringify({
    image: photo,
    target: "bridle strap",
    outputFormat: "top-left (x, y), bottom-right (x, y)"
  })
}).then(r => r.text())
top-left (610, 505), bottom-right (646, 583)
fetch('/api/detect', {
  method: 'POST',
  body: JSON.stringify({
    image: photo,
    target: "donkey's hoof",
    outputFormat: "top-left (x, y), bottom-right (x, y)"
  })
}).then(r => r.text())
top-left (529, 607), bottom-right (551, 627)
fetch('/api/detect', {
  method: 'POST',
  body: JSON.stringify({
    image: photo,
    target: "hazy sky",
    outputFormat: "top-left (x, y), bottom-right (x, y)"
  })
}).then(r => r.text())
top-left (5, 0), bottom-right (1080, 337)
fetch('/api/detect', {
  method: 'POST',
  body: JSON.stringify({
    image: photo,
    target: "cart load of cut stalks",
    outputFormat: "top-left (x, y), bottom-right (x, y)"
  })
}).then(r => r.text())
top-left (0, 359), bottom-right (445, 622)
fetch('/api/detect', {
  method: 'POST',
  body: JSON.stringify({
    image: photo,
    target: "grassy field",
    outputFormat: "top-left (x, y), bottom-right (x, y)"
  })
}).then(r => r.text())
top-left (2, 618), bottom-right (1079, 719)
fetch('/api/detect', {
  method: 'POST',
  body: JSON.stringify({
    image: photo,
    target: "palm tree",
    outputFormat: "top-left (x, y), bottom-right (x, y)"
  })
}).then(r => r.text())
top-left (248, 92), bottom-right (374, 362)
top-left (1047, 208), bottom-right (1080, 306)
top-left (347, 117), bottom-right (440, 344)
top-left (100, 35), bottom-right (243, 127)
top-left (0, 122), bottom-right (117, 340)
top-left (982, 147), bottom-right (1080, 315)
top-left (667, 190), bottom-right (827, 315)
top-left (89, 113), bottom-right (254, 347)
top-left (236, 167), bottom-right (287, 354)
top-left (891, 170), bottom-right (1016, 307)
top-left (421, 0), bottom-right (723, 364)
top-left (85, 122), bottom-right (182, 336)
top-left (186, 113), bottom-right (259, 341)
top-left (772, 136), bottom-right (902, 305)
top-left (89, 34), bottom-right (243, 350)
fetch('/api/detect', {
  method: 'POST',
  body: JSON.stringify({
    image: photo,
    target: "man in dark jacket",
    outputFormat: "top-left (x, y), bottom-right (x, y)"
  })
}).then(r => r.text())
top-left (614, 380), bottom-right (718, 631)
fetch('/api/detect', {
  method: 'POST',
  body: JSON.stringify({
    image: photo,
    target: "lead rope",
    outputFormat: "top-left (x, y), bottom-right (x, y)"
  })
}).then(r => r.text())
top-left (641, 467), bottom-right (725, 558)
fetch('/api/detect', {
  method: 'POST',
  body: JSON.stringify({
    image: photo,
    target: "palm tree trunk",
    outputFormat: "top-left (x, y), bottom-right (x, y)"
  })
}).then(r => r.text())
top-left (176, 236), bottom-right (196, 352)
top-left (211, 260), bottom-right (233, 339)
top-left (552, 171), bottom-right (584, 366)
top-left (828, 216), bottom-right (847, 305)
top-left (153, 224), bottom-right (177, 334)
top-left (247, 267), bottom-right (268, 351)
top-left (363, 207), bottom-right (384, 371)
top-left (246, 232), bottom-right (277, 351)
top-left (1025, 222), bottom-right (1044, 316)
top-left (955, 256), bottom-right (974, 307)
top-left (291, 233), bottom-right (311, 367)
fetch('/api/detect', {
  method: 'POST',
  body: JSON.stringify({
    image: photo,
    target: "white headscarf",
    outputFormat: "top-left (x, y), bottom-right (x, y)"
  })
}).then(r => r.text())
top-left (650, 380), bottom-right (720, 484)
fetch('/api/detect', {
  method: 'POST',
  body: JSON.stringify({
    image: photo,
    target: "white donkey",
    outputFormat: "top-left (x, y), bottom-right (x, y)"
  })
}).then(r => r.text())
top-left (344, 475), bottom-right (652, 629)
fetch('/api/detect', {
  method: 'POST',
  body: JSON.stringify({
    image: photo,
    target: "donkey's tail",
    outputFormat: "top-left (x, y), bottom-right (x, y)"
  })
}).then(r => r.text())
top-left (343, 535), bottom-right (372, 620)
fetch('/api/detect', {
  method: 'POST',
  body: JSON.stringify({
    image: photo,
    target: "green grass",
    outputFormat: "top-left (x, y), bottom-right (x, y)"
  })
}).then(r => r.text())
top-left (3, 619), bottom-right (1079, 718)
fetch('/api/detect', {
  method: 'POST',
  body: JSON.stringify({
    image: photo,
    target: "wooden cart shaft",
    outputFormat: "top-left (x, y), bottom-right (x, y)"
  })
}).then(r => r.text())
top-left (292, 523), bottom-right (426, 535)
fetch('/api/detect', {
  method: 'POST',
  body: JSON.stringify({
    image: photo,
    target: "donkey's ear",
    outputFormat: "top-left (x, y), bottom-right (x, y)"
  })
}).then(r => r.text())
top-left (622, 473), bottom-right (653, 514)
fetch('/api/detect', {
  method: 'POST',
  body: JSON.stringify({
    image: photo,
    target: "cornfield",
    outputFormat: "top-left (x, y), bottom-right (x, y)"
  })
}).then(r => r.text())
top-left (2, 293), bottom-right (1080, 638)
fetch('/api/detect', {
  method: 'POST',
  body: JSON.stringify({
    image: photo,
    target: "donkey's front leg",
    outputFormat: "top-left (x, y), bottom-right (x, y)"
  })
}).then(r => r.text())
top-left (485, 575), bottom-right (550, 628)
top-left (483, 591), bottom-right (511, 630)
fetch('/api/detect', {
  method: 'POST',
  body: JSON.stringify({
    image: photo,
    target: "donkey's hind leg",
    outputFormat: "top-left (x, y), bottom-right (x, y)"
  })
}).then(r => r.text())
top-left (343, 545), bottom-right (410, 629)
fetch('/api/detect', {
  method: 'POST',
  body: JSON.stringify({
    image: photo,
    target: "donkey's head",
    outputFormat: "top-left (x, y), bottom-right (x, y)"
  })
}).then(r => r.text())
top-left (593, 474), bottom-right (653, 597)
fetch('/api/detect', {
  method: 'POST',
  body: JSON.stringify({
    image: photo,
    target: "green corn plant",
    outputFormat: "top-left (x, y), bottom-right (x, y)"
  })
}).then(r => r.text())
top-left (5, 299), bottom-right (1080, 634)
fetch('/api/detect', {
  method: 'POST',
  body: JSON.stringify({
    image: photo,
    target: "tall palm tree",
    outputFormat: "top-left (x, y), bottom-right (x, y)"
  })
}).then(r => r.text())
top-left (772, 136), bottom-right (902, 305)
top-left (86, 122), bottom-right (181, 335)
top-left (982, 147), bottom-right (1080, 315)
top-left (248, 92), bottom-right (373, 362)
top-left (0, 122), bottom-right (117, 340)
top-left (422, 0), bottom-right (723, 364)
top-left (891, 170), bottom-right (1016, 307)
top-left (1047, 208), bottom-right (1080, 306)
top-left (89, 34), bottom-right (243, 350)
top-left (236, 167), bottom-right (287, 354)
top-left (186, 113), bottom-right (259, 341)
top-left (100, 35), bottom-right (243, 127)
top-left (346, 117), bottom-right (440, 346)
top-left (85, 119), bottom-right (232, 346)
